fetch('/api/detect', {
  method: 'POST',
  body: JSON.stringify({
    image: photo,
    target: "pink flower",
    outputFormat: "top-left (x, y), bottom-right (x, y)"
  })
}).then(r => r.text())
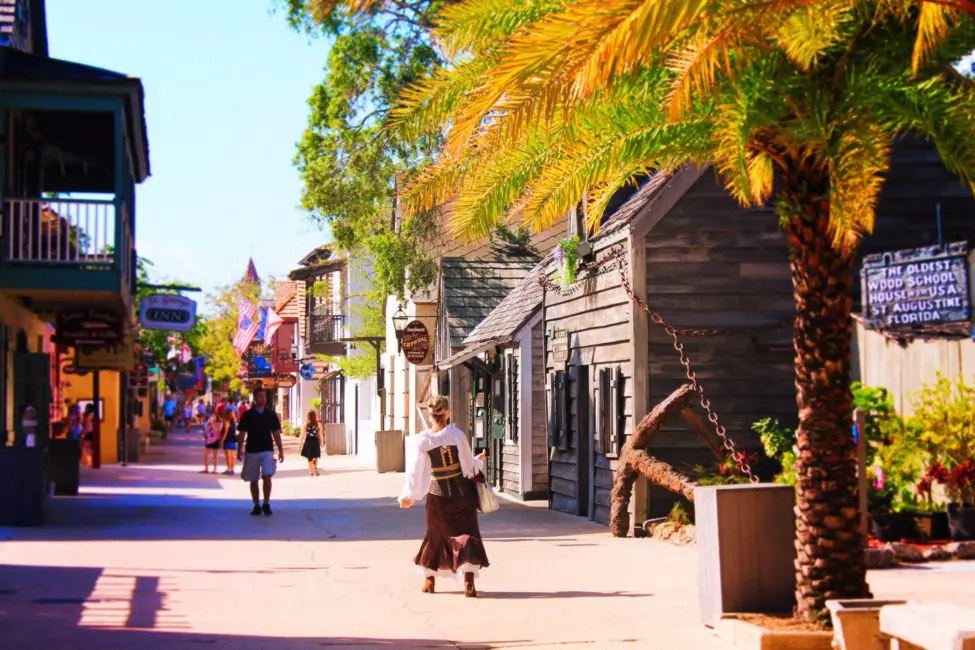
top-left (872, 466), bottom-right (885, 490)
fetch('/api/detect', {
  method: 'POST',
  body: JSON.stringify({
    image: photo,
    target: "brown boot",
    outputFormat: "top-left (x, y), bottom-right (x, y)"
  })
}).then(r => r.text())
top-left (421, 576), bottom-right (435, 593)
top-left (464, 572), bottom-right (477, 598)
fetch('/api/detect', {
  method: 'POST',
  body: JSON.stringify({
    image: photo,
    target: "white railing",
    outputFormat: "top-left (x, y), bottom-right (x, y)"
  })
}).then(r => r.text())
top-left (3, 198), bottom-right (117, 266)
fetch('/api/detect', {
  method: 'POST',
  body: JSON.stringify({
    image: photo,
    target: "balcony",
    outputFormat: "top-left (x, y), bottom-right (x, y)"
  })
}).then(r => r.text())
top-left (0, 198), bottom-right (134, 315)
top-left (308, 313), bottom-right (346, 356)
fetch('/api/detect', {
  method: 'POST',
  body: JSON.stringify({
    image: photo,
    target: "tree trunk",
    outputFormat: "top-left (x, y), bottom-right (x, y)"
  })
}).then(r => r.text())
top-left (782, 164), bottom-right (871, 621)
top-left (610, 385), bottom-right (697, 537)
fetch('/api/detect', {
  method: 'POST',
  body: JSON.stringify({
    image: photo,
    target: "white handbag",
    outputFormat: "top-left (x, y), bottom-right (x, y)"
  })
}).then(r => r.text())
top-left (475, 478), bottom-right (500, 514)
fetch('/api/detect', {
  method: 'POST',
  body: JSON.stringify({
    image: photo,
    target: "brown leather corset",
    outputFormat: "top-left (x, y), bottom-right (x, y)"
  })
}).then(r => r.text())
top-left (427, 445), bottom-right (468, 497)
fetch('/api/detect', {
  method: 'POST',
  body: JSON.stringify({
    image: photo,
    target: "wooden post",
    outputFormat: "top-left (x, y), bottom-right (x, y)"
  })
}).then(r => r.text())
top-left (855, 408), bottom-right (867, 551)
top-left (92, 371), bottom-right (101, 470)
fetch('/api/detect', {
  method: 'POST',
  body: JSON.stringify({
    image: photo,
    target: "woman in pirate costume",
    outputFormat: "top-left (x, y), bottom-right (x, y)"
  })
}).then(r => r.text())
top-left (398, 396), bottom-right (489, 597)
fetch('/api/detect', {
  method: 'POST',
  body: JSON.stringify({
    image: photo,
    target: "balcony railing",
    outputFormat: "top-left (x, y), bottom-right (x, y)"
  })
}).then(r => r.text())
top-left (310, 313), bottom-right (345, 345)
top-left (3, 199), bottom-right (118, 267)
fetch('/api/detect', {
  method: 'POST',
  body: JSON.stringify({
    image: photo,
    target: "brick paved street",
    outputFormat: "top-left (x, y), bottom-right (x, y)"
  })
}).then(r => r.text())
top-left (1, 429), bottom-right (974, 649)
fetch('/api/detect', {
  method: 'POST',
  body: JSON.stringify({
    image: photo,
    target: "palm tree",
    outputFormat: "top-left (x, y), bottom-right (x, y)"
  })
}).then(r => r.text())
top-left (321, 0), bottom-right (975, 619)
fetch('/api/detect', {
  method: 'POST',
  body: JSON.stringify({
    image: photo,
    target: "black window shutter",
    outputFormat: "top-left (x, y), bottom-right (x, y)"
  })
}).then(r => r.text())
top-left (595, 368), bottom-right (610, 455)
top-left (508, 355), bottom-right (519, 443)
top-left (547, 372), bottom-right (558, 448)
top-left (607, 366), bottom-right (622, 458)
top-left (557, 370), bottom-right (569, 451)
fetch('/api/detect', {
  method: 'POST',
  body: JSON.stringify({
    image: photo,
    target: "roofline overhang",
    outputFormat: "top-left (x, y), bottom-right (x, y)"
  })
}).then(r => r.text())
top-left (436, 339), bottom-right (502, 371)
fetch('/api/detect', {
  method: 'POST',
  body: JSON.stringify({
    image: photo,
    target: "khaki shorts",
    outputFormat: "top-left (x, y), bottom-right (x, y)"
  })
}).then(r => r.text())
top-left (241, 451), bottom-right (277, 482)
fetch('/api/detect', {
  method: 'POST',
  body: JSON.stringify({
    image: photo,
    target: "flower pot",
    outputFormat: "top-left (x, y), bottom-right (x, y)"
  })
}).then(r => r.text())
top-left (907, 510), bottom-right (951, 541)
top-left (826, 599), bottom-right (911, 650)
top-left (872, 512), bottom-right (919, 542)
top-left (947, 503), bottom-right (975, 541)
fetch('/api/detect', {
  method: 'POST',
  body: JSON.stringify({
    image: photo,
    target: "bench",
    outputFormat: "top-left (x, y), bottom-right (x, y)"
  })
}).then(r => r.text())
top-left (880, 603), bottom-right (975, 650)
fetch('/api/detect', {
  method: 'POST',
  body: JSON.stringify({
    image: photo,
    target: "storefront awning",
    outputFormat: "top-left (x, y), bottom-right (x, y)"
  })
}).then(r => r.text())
top-left (436, 339), bottom-right (503, 371)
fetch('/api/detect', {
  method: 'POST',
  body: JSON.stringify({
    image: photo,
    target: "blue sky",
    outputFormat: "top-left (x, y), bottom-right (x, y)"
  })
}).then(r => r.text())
top-left (47, 1), bottom-right (331, 303)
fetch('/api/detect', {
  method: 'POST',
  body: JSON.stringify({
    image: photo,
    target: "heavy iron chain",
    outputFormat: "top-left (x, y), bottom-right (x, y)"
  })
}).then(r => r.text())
top-left (540, 244), bottom-right (759, 483)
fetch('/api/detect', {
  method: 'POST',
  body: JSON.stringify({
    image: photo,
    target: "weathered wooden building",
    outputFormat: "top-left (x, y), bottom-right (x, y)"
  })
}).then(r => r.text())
top-left (437, 267), bottom-right (549, 500)
top-left (539, 138), bottom-right (974, 528)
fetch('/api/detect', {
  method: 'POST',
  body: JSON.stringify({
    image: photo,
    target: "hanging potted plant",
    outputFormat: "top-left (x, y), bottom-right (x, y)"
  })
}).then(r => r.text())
top-left (554, 236), bottom-right (580, 290)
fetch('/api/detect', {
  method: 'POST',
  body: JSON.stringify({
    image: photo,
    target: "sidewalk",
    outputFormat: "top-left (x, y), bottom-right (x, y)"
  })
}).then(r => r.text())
top-left (0, 429), bottom-right (972, 649)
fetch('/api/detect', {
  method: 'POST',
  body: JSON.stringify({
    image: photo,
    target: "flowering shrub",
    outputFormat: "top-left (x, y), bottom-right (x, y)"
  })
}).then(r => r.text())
top-left (920, 460), bottom-right (975, 505)
top-left (689, 450), bottom-right (759, 486)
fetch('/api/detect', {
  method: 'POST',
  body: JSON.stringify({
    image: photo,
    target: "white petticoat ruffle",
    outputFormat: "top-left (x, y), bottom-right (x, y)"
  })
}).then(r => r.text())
top-left (417, 562), bottom-right (483, 581)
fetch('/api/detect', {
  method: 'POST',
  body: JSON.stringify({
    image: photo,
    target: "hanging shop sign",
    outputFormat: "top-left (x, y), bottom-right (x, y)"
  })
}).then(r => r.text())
top-left (861, 242), bottom-right (971, 331)
top-left (56, 307), bottom-right (124, 348)
top-left (299, 363), bottom-right (316, 380)
top-left (401, 320), bottom-right (431, 364)
top-left (550, 328), bottom-right (569, 366)
top-left (139, 294), bottom-right (197, 332)
top-left (75, 331), bottom-right (138, 371)
top-left (128, 363), bottom-right (149, 389)
top-left (277, 375), bottom-right (297, 389)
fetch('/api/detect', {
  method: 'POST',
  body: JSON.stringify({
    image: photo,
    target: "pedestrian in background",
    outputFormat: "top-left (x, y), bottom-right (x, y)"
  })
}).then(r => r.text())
top-left (202, 413), bottom-right (222, 473)
top-left (299, 410), bottom-right (323, 477)
top-left (398, 396), bottom-right (489, 598)
top-left (221, 407), bottom-right (238, 475)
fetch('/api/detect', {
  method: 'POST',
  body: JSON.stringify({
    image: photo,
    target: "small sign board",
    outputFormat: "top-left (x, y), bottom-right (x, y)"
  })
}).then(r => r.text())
top-left (861, 242), bottom-right (971, 331)
top-left (550, 328), bottom-right (569, 366)
top-left (56, 308), bottom-right (124, 348)
top-left (75, 331), bottom-right (138, 371)
top-left (128, 363), bottom-right (149, 389)
top-left (140, 294), bottom-right (197, 332)
top-left (401, 320), bottom-right (431, 364)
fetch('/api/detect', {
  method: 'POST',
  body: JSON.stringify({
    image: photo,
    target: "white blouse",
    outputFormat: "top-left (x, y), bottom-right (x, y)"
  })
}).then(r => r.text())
top-left (398, 424), bottom-right (483, 504)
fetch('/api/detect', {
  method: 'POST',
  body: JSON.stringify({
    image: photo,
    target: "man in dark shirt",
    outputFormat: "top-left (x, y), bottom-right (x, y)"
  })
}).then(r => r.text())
top-left (236, 389), bottom-right (284, 516)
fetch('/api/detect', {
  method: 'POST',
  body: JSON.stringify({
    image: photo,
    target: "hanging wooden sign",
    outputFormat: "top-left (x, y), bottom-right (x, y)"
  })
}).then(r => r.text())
top-left (56, 307), bottom-right (124, 348)
top-left (550, 328), bottom-right (569, 366)
top-left (401, 320), bottom-right (430, 364)
top-left (861, 242), bottom-right (971, 331)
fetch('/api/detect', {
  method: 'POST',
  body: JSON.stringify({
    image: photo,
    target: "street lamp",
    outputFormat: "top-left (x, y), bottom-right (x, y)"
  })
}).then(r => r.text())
top-left (392, 307), bottom-right (408, 353)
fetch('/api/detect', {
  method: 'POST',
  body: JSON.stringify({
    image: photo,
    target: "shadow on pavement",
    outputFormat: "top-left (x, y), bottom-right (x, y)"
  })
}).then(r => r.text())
top-left (0, 563), bottom-right (527, 649)
top-left (481, 590), bottom-right (652, 599)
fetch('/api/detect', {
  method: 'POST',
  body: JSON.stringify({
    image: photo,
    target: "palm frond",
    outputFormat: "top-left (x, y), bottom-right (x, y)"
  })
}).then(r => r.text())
top-left (913, 1), bottom-right (957, 74)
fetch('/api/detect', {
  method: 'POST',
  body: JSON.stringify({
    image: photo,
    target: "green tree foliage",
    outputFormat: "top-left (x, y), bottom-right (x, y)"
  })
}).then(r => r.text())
top-left (278, 0), bottom-right (444, 300)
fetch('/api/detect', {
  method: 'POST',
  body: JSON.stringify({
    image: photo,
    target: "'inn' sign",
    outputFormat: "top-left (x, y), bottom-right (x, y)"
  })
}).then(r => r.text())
top-left (139, 294), bottom-right (198, 332)
top-left (861, 242), bottom-right (971, 331)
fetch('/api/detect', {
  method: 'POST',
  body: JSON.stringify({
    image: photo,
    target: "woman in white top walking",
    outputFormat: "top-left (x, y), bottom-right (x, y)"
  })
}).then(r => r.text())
top-left (399, 396), bottom-right (489, 597)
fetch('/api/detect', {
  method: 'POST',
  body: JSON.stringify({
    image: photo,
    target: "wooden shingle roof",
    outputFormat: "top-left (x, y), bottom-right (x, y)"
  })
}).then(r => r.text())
top-left (463, 267), bottom-right (544, 347)
top-left (437, 258), bottom-right (537, 357)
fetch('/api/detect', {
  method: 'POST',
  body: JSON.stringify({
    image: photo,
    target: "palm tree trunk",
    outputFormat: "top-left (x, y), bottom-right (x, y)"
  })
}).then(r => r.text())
top-left (781, 163), bottom-right (871, 620)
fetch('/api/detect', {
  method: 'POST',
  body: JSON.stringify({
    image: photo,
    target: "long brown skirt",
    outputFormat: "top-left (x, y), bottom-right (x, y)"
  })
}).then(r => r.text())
top-left (414, 488), bottom-right (489, 578)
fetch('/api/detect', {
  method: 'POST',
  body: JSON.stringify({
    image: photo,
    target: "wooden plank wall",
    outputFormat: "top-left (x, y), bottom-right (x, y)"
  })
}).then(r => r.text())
top-left (530, 322), bottom-right (549, 494)
top-left (641, 138), bottom-right (974, 518)
top-left (544, 257), bottom-right (634, 524)
top-left (644, 172), bottom-right (795, 517)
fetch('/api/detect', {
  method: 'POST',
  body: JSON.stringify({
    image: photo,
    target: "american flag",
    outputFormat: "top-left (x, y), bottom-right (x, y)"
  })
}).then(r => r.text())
top-left (232, 298), bottom-right (260, 356)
